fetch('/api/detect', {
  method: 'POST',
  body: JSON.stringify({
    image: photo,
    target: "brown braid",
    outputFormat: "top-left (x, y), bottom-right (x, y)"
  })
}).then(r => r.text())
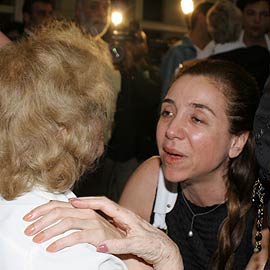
top-left (211, 136), bottom-right (258, 269)
top-left (211, 192), bottom-right (251, 269)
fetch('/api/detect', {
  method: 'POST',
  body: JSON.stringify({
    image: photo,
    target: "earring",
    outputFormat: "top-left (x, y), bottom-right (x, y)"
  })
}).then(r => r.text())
top-left (252, 178), bottom-right (265, 253)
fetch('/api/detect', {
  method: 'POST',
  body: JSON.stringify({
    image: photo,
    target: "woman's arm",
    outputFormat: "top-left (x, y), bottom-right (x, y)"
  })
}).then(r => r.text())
top-left (119, 156), bottom-right (160, 221)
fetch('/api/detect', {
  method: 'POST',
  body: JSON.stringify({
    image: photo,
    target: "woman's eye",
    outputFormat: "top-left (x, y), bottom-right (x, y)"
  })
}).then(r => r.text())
top-left (160, 110), bottom-right (173, 117)
top-left (192, 116), bottom-right (203, 124)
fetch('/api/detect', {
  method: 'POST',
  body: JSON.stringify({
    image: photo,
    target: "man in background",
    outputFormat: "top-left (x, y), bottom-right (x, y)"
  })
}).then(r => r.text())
top-left (237, 0), bottom-right (270, 49)
top-left (75, 0), bottom-right (111, 38)
top-left (160, 1), bottom-right (214, 97)
top-left (22, 0), bottom-right (54, 36)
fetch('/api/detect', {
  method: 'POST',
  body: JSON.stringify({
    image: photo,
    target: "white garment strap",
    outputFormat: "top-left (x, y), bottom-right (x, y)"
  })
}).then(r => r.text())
top-left (152, 167), bottom-right (178, 230)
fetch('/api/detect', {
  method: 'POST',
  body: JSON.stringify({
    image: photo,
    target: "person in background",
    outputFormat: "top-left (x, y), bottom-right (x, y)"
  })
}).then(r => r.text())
top-left (22, 0), bottom-right (54, 36)
top-left (254, 77), bottom-right (270, 185)
top-left (253, 77), bottom-right (270, 270)
top-left (72, 0), bottom-right (122, 201)
top-left (206, 0), bottom-right (270, 92)
top-left (119, 20), bottom-right (160, 83)
top-left (206, 0), bottom-right (243, 55)
top-left (72, 0), bottom-right (120, 103)
top-left (74, 22), bottom-right (161, 202)
top-left (105, 22), bottom-right (161, 201)
top-left (0, 20), bottom-right (130, 270)
top-left (160, 1), bottom-right (214, 98)
top-left (75, 0), bottom-right (111, 38)
top-left (1, 21), bottom-right (24, 41)
top-left (23, 59), bottom-right (269, 270)
top-left (236, 0), bottom-right (270, 50)
top-left (73, 0), bottom-right (120, 103)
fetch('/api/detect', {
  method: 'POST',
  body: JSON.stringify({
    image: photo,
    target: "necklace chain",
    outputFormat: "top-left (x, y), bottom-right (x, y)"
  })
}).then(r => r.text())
top-left (181, 191), bottom-right (224, 237)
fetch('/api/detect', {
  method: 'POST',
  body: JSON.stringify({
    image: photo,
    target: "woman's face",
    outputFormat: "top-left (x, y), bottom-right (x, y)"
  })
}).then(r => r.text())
top-left (157, 74), bottom-right (238, 184)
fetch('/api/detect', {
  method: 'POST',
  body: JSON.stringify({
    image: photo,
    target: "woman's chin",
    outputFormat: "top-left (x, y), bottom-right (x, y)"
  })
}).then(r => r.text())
top-left (163, 168), bottom-right (187, 183)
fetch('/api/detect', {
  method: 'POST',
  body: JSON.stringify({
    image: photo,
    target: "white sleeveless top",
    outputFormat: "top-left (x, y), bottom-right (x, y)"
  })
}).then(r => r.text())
top-left (152, 168), bottom-right (178, 230)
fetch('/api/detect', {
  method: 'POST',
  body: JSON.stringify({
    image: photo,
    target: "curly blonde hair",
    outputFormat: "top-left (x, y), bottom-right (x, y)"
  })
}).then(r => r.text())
top-left (0, 20), bottom-right (119, 200)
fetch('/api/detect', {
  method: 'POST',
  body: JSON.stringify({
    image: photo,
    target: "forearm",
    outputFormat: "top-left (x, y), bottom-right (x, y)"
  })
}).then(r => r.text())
top-left (123, 256), bottom-right (153, 270)
top-left (153, 242), bottom-right (183, 270)
top-left (121, 246), bottom-right (183, 270)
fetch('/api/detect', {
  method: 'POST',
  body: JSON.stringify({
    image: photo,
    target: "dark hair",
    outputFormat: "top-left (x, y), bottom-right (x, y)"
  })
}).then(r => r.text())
top-left (189, 1), bottom-right (214, 30)
top-left (236, 0), bottom-right (270, 11)
top-left (176, 59), bottom-right (260, 269)
top-left (23, 0), bottom-right (54, 14)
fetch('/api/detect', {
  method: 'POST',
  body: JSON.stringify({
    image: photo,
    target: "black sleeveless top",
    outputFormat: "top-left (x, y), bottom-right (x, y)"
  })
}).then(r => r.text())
top-left (165, 191), bottom-right (255, 270)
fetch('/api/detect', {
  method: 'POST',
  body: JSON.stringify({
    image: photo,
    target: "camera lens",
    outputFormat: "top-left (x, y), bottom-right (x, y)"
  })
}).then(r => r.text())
top-left (110, 44), bottom-right (125, 64)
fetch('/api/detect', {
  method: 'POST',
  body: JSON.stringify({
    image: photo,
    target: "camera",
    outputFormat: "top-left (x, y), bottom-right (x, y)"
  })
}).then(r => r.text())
top-left (109, 28), bottom-right (136, 67)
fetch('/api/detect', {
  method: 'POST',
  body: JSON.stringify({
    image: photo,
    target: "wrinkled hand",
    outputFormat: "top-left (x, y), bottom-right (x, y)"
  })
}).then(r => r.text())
top-left (23, 200), bottom-right (122, 252)
top-left (68, 197), bottom-right (183, 270)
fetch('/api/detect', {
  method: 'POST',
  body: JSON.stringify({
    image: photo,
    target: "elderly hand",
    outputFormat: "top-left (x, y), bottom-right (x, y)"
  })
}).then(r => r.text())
top-left (24, 196), bottom-right (183, 270)
top-left (23, 199), bottom-right (123, 252)
top-left (68, 197), bottom-right (183, 270)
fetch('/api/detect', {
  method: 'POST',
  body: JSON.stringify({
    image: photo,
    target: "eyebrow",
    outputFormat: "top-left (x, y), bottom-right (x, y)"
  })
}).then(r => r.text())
top-left (162, 98), bottom-right (174, 105)
top-left (162, 99), bottom-right (216, 117)
top-left (191, 103), bottom-right (216, 117)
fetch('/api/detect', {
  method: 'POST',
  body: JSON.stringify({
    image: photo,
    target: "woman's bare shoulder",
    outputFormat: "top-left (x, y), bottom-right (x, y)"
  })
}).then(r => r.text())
top-left (119, 156), bottom-right (161, 222)
top-left (133, 156), bottom-right (161, 178)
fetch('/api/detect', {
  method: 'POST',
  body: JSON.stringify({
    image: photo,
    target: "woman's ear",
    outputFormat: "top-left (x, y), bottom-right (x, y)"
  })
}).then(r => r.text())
top-left (229, 131), bottom-right (249, 158)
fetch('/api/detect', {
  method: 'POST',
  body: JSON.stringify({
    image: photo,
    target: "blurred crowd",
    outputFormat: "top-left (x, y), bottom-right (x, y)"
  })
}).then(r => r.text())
top-left (1, 0), bottom-right (270, 202)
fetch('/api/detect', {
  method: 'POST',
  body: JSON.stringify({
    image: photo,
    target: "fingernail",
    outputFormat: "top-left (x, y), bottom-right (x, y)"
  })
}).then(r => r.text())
top-left (24, 225), bottom-right (36, 236)
top-left (33, 232), bottom-right (44, 243)
top-left (23, 212), bottom-right (33, 221)
top-left (68, 198), bottom-right (78, 202)
top-left (97, 244), bottom-right (108, 253)
top-left (46, 243), bottom-right (57, 253)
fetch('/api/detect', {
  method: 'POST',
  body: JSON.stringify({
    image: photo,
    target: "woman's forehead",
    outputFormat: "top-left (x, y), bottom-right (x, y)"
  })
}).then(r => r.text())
top-left (166, 74), bottom-right (228, 112)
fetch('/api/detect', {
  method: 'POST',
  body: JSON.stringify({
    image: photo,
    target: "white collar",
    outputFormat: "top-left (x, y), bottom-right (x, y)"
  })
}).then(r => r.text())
top-left (213, 41), bottom-right (244, 54)
top-left (196, 40), bottom-right (216, 59)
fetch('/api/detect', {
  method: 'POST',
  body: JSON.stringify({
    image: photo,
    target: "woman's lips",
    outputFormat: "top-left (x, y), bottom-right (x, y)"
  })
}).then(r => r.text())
top-left (163, 146), bottom-right (186, 163)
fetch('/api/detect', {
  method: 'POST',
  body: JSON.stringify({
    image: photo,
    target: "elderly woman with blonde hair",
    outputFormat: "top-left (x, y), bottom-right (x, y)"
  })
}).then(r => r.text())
top-left (0, 20), bottom-right (127, 270)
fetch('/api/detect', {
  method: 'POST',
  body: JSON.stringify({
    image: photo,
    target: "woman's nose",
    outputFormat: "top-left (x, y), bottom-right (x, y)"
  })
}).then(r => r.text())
top-left (165, 117), bottom-right (186, 140)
